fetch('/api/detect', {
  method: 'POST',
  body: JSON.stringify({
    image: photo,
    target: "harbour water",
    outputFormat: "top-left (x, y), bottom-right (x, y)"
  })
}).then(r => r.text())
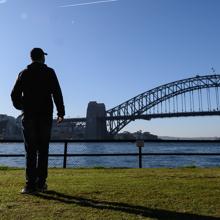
top-left (0, 142), bottom-right (220, 168)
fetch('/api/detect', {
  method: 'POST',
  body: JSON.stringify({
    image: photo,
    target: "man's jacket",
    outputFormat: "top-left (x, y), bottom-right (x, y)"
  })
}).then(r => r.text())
top-left (11, 62), bottom-right (65, 118)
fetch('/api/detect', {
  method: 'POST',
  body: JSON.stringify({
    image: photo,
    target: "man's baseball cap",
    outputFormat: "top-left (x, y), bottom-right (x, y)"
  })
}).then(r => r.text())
top-left (30, 48), bottom-right (48, 60)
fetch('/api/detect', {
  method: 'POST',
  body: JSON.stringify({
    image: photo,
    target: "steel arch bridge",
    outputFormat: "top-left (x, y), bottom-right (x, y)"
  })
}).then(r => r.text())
top-left (106, 74), bottom-right (220, 135)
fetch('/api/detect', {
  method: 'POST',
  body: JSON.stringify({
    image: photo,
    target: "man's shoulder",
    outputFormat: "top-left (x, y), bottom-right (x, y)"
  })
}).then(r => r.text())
top-left (44, 64), bottom-right (55, 72)
top-left (18, 68), bottom-right (28, 78)
top-left (44, 65), bottom-right (56, 74)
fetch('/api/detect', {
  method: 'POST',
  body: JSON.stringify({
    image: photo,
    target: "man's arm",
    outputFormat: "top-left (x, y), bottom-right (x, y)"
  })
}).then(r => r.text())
top-left (11, 72), bottom-right (23, 110)
top-left (51, 70), bottom-right (65, 121)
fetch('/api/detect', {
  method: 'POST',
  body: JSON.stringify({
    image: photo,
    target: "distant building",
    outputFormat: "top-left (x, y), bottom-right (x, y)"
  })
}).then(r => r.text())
top-left (0, 114), bottom-right (22, 140)
top-left (51, 120), bottom-right (85, 140)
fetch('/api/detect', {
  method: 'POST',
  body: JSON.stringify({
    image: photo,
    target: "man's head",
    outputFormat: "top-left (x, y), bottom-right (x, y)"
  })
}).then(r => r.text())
top-left (30, 48), bottom-right (48, 63)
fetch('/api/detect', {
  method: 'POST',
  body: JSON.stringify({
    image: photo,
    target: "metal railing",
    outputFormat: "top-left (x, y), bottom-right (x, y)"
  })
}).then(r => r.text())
top-left (0, 139), bottom-right (220, 168)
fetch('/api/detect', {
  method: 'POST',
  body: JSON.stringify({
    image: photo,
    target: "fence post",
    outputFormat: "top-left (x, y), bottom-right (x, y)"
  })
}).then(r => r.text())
top-left (138, 146), bottom-right (142, 168)
top-left (136, 140), bottom-right (144, 168)
top-left (63, 141), bottom-right (68, 168)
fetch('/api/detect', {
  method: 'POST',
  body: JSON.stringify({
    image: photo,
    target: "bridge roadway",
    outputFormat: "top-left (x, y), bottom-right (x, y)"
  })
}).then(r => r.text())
top-left (64, 118), bottom-right (86, 122)
top-left (63, 111), bottom-right (220, 123)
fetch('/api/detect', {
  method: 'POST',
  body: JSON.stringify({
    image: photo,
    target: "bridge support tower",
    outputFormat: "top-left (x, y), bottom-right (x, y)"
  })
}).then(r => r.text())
top-left (85, 101), bottom-right (108, 139)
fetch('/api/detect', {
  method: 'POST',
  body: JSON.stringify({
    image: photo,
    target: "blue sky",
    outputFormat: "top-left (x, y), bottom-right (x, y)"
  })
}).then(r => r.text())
top-left (1, 0), bottom-right (220, 137)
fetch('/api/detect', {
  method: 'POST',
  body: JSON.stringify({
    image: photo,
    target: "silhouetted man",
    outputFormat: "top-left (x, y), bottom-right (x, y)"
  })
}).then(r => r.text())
top-left (11, 48), bottom-right (65, 194)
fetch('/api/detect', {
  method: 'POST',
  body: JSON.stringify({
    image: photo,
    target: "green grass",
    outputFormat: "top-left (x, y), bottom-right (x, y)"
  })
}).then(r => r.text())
top-left (0, 168), bottom-right (220, 220)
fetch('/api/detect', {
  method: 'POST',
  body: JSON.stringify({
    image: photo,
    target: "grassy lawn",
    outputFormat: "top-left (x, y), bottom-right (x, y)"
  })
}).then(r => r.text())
top-left (0, 167), bottom-right (220, 220)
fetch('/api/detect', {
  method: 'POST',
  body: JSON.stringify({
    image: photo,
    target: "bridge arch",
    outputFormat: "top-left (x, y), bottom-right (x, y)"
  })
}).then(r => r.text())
top-left (106, 74), bottom-right (220, 135)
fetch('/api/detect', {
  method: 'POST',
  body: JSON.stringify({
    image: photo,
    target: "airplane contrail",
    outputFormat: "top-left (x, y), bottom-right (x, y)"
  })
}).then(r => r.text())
top-left (59, 0), bottom-right (119, 8)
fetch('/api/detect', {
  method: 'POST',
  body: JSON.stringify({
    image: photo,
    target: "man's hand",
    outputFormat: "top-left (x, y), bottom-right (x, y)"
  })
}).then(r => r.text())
top-left (57, 116), bottom-right (64, 124)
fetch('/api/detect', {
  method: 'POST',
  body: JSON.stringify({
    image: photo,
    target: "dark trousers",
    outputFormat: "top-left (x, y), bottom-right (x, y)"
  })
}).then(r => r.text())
top-left (22, 116), bottom-right (52, 187)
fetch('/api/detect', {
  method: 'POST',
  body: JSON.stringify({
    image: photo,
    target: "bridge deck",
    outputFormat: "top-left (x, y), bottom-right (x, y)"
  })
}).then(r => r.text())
top-left (63, 111), bottom-right (220, 122)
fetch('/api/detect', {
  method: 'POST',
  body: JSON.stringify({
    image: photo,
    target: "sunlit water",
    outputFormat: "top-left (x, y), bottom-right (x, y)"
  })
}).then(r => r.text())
top-left (0, 142), bottom-right (220, 168)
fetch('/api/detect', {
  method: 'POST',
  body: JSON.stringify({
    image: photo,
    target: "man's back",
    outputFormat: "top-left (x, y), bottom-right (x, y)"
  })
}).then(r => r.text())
top-left (11, 62), bottom-right (65, 118)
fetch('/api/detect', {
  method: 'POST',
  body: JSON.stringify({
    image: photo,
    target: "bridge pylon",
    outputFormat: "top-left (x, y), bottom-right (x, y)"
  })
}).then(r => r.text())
top-left (85, 101), bottom-right (108, 139)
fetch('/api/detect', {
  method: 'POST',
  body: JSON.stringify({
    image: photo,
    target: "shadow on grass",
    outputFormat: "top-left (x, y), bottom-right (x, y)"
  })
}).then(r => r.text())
top-left (33, 190), bottom-right (220, 220)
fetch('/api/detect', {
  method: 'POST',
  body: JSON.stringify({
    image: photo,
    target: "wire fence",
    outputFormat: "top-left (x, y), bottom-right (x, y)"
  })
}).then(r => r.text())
top-left (0, 140), bottom-right (220, 168)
